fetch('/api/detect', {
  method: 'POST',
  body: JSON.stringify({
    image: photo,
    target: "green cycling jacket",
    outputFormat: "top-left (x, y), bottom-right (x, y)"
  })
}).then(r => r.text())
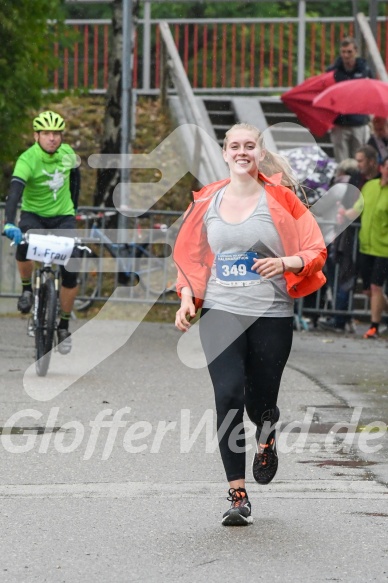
top-left (354, 178), bottom-right (388, 257)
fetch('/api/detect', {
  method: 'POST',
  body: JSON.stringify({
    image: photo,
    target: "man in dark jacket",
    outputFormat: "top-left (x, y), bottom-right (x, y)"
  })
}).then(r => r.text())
top-left (327, 37), bottom-right (373, 162)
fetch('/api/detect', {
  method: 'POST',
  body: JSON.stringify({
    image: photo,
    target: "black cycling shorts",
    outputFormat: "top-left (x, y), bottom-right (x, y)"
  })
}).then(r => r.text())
top-left (359, 252), bottom-right (388, 289)
top-left (16, 211), bottom-right (80, 289)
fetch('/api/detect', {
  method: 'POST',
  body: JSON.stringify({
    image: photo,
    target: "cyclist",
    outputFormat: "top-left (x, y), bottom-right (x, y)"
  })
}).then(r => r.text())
top-left (3, 110), bottom-right (80, 355)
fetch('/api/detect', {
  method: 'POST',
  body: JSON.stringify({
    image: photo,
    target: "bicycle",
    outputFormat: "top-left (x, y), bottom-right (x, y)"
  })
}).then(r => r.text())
top-left (74, 210), bottom-right (177, 311)
top-left (17, 232), bottom-right (94, 377)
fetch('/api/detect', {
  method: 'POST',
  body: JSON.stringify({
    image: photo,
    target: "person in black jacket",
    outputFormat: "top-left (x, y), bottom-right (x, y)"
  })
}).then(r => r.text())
top-left (327, 37), bottom-right (373, 162)
top-left (319, 147), bottom-right (380, 333)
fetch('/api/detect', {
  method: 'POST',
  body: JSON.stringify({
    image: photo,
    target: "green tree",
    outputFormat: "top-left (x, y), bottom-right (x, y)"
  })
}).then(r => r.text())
top-left (64, 2), bottom-right (111, 19)
top-left (0, 0), bottom-right (64, 169)
top-left (149, 1), bottom-right (290, 19)
top-left (150, 0), bottom-right (375, 19)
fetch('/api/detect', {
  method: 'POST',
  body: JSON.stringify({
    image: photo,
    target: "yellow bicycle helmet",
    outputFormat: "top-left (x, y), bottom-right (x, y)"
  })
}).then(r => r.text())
top-left (33, 110), bottom-right (65, 132)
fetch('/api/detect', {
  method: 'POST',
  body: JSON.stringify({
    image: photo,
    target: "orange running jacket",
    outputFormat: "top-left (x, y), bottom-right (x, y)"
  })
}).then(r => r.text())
top-left (174, 174), bottom-right (327, 311)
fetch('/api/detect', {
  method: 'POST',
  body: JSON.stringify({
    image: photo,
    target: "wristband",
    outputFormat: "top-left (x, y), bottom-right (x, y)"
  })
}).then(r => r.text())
top-left (280, 258), bottom-right (286, 273)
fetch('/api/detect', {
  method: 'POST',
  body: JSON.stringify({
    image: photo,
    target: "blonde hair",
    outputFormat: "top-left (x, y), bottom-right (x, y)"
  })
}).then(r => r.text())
top-left (335, 158), bottom-right (358, 177)
top-left (223, 123), bottom-right (298, 188)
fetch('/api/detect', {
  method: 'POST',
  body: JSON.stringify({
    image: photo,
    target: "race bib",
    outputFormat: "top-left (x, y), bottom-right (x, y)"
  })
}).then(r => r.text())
top-left (26, 234), bottom-right (75, 266)
top-left (215, 252), bottom-right (262, 287)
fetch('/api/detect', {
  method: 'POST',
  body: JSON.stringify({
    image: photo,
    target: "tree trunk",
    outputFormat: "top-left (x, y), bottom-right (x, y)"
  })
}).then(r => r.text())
top-left (94, 0), bottom-right (139, 208)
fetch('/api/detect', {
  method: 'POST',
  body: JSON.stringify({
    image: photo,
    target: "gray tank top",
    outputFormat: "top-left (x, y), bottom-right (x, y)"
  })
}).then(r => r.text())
top-left (202, 187), bottom-right (294, 317)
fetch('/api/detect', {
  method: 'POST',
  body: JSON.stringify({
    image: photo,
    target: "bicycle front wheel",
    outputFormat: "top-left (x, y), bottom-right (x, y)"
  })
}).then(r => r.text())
top-left (35, 278), bottom-right (57, 377)
top-left (135, 237), bottom-right (175, 296)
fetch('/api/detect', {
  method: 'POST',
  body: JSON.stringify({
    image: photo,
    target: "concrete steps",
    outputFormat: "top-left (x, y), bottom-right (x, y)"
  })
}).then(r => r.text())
top-left (202, 95), bottom-right (334, 158)
top-left (259, 96), bottom-right (334, 157)
top-left (203, 97), bottom-right (235, 146)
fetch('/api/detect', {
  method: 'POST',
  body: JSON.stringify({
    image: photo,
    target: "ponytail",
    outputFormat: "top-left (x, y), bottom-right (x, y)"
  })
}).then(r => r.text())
top-left (260, 149), bottom-right (299, 189)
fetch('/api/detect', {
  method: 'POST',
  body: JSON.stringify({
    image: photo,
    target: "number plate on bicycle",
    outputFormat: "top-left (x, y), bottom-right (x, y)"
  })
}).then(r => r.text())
top-left (215, 252), bottom-right (262, 287)
top-left (26, 234), bottom-right (75, 265)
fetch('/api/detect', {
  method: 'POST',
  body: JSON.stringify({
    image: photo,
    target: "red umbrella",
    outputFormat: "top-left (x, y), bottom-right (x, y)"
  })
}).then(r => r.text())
top-left (281, 71), bottom-right (337, 137)
top-left (313, 78), bottom-right (388, 116)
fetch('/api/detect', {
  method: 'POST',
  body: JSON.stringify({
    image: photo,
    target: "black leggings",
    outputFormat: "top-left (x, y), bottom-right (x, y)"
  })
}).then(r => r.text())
top-left (199, 308), bottom-right (293, 482)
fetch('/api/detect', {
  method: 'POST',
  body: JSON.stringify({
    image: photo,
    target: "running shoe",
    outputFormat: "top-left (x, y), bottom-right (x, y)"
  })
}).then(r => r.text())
top-left (363, 326), bottom-right (378, 339)
top-left (222, 487), bottom-right (253, 526)
top-left (17, 291), bottom-right (33, 314)
top-left (252, 434), bottom-right (278, 485)
top-left (57, 329), bottom-right (72, 355)
top-left (318, 318), bottom-right (344, 333)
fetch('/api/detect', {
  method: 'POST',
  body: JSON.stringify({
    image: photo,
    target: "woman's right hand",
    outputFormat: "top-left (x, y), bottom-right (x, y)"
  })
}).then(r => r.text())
top-left (175, 290), bottom-right (196, 332)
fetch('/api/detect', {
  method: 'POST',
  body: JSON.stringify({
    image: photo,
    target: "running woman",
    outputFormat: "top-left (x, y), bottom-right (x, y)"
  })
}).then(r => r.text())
top-left (174, 123), bottom-right (327, 526)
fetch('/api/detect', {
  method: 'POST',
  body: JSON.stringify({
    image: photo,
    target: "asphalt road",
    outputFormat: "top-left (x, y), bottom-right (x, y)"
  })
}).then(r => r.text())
top-left (0, 310), bottom-right (387, 583)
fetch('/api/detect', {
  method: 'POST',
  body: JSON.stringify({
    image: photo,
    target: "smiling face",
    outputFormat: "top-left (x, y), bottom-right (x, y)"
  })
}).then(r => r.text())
top-left (222, 128), bottom-right (265, 178)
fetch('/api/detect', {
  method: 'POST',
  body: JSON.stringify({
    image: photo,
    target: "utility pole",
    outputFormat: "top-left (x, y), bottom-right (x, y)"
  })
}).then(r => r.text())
top-left (297, 0), bottom-right (306, 84)
top-left (369, 0), bottom-right (378, 41)
top-left (351, 0), bottom-right (362, 53)
top-left (118, 0), bottom-right (133, 234)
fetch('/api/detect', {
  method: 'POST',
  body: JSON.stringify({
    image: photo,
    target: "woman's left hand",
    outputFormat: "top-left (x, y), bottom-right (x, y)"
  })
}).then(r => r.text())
top-left (252, 257), bottom-right (284, 278)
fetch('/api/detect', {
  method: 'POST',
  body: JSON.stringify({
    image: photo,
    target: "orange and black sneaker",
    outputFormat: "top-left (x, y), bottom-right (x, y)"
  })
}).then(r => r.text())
top-left (363, 326), bottom-right (379, 339)
top-left (252, 434), bottom-right (278, 485)
top-left (222, 487), bottom-right (253, 526)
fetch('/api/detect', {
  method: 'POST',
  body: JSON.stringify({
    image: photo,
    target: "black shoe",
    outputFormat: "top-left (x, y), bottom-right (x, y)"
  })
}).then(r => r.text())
top-left (252, 434), bottom-right (278, 485)
top-left (222, 488), bottom-right (253, 526)
top-left (57, 329), bottom-right (72, 355)
top-left (17, 291), bottom-right (33, 314)
top-left (318, 318), bottom-right (344, 333)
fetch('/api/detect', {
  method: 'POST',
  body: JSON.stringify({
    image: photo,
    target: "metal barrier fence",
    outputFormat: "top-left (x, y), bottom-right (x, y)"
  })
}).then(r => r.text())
top-left (296, 220), bottom-right (372, 329)
top-left (0, 206), bottom-right (181, 308)
top-left (51, 15), bottom-right (388, 93)
top-left (0, 204), bottom-right (372, 324)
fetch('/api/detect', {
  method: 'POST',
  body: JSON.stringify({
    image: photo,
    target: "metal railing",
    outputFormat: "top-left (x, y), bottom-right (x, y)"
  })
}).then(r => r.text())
top-left (0, 206), bottom-right (181, 307)
top-left (48, 15), bottom-right (388, 94)
top-left (159, 21), bottom-right (227, 185)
